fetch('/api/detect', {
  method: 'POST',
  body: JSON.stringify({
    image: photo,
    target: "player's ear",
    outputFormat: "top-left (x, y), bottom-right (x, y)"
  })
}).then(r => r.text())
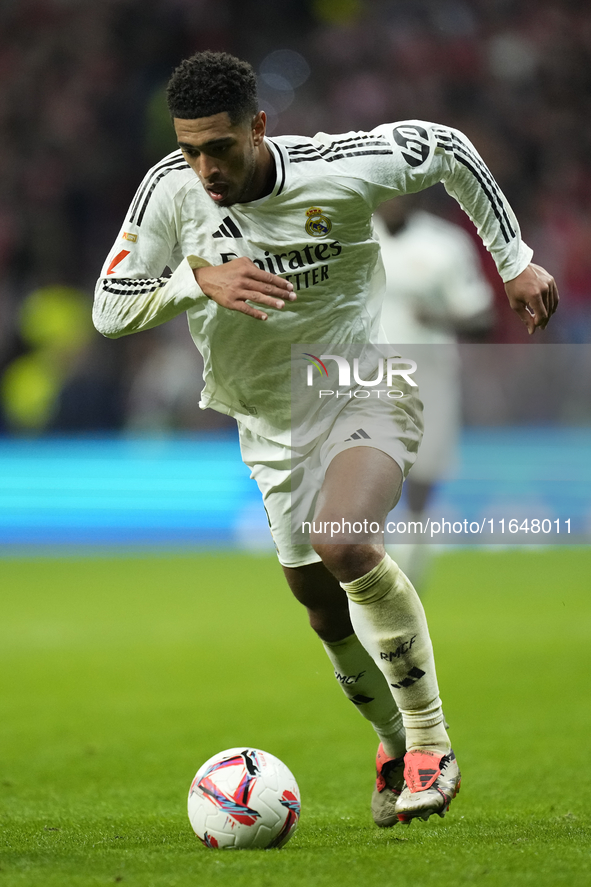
top-left (252, 111), bottom-right (266, 146)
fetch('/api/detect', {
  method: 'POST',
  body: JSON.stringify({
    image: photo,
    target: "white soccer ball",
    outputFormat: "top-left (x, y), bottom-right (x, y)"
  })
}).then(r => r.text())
top-left (187, 747), bottom-right (301, 849)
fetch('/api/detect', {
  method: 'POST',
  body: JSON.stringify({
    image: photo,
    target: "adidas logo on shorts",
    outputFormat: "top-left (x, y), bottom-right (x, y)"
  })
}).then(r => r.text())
top-left (345, 428), bottom-right (371, 441)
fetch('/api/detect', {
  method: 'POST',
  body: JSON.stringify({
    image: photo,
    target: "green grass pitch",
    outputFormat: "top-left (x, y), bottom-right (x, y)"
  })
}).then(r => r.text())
top-left (1, 547), bottom-right (590, 886)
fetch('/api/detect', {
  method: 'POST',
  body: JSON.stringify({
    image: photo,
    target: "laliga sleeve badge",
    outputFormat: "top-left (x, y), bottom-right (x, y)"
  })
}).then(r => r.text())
top-left (305, 207), bottom-right (332, 237)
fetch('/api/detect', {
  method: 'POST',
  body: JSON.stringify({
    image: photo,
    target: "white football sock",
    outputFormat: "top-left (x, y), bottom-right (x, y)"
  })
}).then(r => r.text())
top-left (322, 633), bottom-right (406, 758)
top-left (341, 554), bottom-right (450, 752)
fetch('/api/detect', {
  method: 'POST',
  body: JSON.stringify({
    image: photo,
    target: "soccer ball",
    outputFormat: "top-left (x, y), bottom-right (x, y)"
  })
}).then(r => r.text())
top-left (187, 747), bottom-right (301, 849)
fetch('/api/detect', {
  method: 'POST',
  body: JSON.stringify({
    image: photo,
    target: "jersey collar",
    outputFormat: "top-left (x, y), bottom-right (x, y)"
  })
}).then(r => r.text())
top-left (235, 139), bottom-right (287, 210)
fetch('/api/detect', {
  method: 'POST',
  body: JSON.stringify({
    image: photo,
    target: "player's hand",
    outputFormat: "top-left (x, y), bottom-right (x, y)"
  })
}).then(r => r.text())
top-left (194, 257), bottom-right (296, 321)
top-left (504, 263), bottom-right (559, 335)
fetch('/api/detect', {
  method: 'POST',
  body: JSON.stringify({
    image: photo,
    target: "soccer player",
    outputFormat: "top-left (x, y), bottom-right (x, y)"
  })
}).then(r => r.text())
top-left (376, 198), bottom-right (495, 591)
top-left (93, 51), bottom-right (558, 826)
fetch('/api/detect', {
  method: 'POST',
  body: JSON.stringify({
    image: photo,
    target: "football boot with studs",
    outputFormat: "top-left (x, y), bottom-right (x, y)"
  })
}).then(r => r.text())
top-left (371, 743), bottom-right (406, 828)
top-left (395, 748), bottom-right (461, 823)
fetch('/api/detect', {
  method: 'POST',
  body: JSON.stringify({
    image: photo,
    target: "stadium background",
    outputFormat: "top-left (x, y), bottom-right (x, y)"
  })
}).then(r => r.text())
top-left (0, 3), bottom-right (590, 885)
top-left (0, 0), bottom-right (590, 546)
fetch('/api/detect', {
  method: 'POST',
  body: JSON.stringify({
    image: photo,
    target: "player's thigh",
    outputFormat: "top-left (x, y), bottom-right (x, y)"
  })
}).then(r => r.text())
top-left (313, 392), bottom-right (421, 531)
top-left (315, 445), bottom-right (404, 526)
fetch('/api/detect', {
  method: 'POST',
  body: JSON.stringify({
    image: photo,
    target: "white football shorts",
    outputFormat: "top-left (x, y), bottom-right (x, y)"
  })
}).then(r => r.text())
top-left (238, 391), bottom-right (423, 568)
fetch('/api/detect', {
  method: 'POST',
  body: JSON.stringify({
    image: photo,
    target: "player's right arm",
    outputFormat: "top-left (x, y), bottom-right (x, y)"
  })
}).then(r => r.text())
top-left (191, 260), bottom-right (295, 322)
top-left (93, 157), bottom-right (206, 339)
top-left (93, 159), bottom-right (294, 337)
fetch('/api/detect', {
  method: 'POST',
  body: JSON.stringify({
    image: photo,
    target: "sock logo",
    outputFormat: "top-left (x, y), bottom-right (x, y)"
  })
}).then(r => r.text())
top-left (390, 666), bottom-right (425, 689)
top-left (334, 670), bottom-right (366, 685)
top-left (350, 694), bottom-right (374, 705)
top-left (380, 636), bottom-right (417, 661)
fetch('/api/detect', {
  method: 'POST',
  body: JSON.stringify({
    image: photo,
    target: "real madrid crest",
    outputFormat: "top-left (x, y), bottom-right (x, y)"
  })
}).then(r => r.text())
top-left (305, 207), bottom-right (332, 237)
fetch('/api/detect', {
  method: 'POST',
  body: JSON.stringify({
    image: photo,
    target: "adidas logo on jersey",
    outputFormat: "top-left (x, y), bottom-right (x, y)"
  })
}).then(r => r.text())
top-left (212, 217), bottom-right (243, 239)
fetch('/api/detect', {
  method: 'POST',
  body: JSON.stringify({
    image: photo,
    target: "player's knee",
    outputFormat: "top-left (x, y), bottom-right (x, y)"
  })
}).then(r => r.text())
top-left (312, 541), bottom-right (378, 583)
top-left (306, 606), bottom-right (353, 643)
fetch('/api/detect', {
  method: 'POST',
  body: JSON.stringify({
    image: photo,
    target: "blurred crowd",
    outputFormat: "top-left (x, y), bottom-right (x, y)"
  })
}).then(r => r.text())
top-left (1, 0), bottom-right (590, 434)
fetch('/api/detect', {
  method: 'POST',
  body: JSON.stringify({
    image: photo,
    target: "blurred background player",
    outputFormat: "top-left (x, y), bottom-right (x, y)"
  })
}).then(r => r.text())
top-left (376, 196), bottom-right (494, 592)
top-left (1, 1), bottom-right (589, 428)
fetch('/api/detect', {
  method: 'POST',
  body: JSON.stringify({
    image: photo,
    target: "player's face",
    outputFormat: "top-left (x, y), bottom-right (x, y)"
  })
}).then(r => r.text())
top-left (174, 111), bottom-right (268, 206)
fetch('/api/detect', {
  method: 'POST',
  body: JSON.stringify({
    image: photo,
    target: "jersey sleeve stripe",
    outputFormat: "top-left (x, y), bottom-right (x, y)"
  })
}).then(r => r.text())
top-left (289, 148), bottom-right (393, 164)
top-left (129, 152), bottom-right (185, 221)
top-left (450, 137), bottom-right (516, 239)
top-left (287, 137), bottom-right (390, 160)
top-left (129, 156), bottom-right (189, 225)
top-left (288, 141), bottom-right (387, 158)
top-left (101, 278), bottom-right (168, 296)
top-left (434, 130), bottom-right (515, 241)
top-left (134, 162), bottom-right (190, 226)
top-left (440, 146), bottom-right (513, 244)
top-left (288, 133), bottom-right (388, 152)
top-left (436, 129), bottom-right (509, 216)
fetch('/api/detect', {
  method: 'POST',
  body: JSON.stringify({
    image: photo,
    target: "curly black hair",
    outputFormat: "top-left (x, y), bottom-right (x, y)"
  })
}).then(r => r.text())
top-left (166, 51), bottom-right (258, 123)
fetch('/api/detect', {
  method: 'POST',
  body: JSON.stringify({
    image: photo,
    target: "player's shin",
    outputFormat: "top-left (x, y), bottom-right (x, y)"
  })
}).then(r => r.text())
top-left (321, 633), bottom-right (406, 758)
top-left (340, 554), bottom-right (449, 752)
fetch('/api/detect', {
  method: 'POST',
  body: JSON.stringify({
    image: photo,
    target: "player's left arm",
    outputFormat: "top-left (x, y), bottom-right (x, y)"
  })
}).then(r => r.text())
top-left (365, 121), bottom-right (559, 334)
top-left (93, 161), bottom-right (208, 339)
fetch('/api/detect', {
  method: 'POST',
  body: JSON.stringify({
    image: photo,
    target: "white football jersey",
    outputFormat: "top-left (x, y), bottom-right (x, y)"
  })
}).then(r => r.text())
top-left (94, 120), bottom-right (532, 437)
